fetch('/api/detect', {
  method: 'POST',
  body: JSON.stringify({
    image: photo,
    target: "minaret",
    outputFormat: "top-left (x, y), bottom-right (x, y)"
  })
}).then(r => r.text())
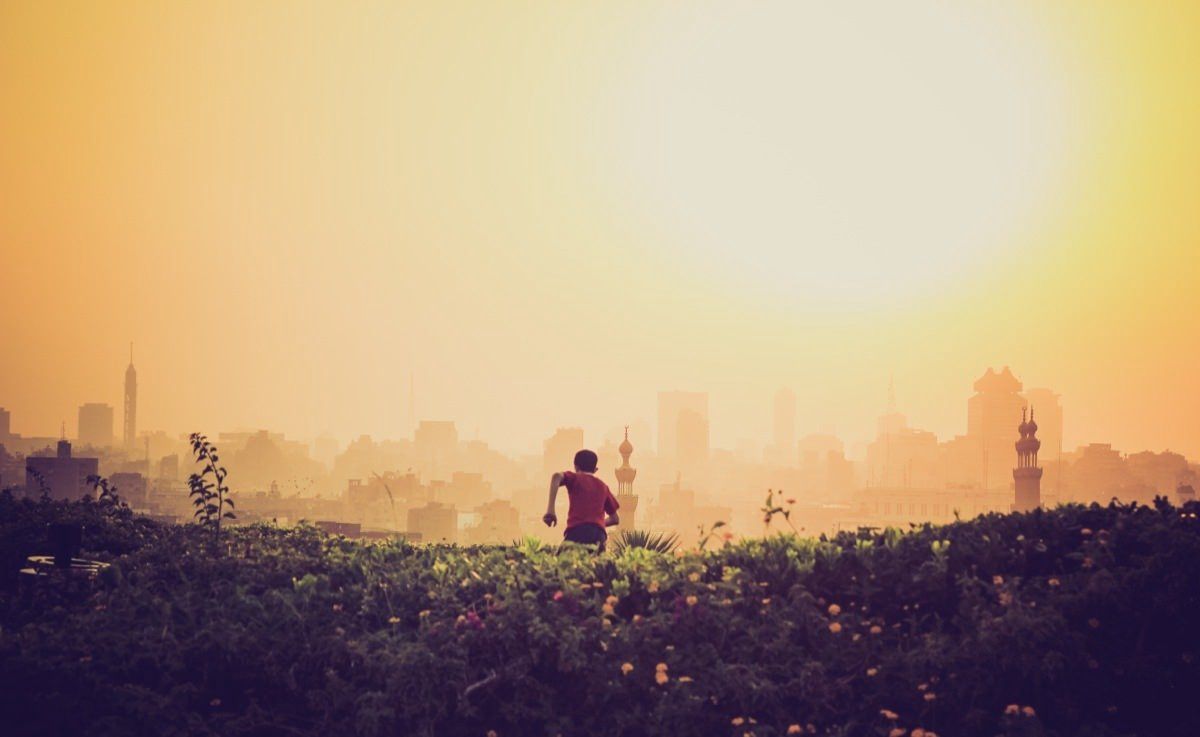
top-left (123, 343), bottom-right (137, 448)
top-left (614, 426), bottom-right (639, 530)
top-left (1013, 407), bottom-right (1043, 512)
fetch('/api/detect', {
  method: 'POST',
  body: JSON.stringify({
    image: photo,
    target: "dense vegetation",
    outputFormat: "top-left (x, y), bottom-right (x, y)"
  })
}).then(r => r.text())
top-left (2, 492), bottom-right (1198, 737)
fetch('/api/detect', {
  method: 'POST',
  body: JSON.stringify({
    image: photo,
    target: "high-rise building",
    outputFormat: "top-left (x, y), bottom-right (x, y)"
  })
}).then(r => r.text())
top-left (658, 391), bottom-right (708, 467)
top-left (967, 367), bottom-right (1026, 490)
top-left (614, 426), bottom-right (639, 530)
top-left (0, 407), bottom-right (10, 439)
top-left (1023, 388), bottom-right (1063, 463)
top-left (123, 345), bottom-right (137, 448)
top-left (543, 427), bottom-right (585, 475)
top-left (1013, 407), bottom-right (1043, 512)
top-left (78, 403), bottom-right (115, 447)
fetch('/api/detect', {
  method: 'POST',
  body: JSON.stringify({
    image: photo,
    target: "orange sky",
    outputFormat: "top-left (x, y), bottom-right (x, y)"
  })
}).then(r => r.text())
top-left (2, 2), bottom-right (1198, 457)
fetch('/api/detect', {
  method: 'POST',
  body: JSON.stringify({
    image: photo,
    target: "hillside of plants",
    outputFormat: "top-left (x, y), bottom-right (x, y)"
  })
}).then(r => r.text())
top-left (2, 491), bottom-right (1199, 737)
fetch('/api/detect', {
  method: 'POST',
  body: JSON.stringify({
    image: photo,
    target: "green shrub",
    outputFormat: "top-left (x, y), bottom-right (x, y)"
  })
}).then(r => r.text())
top-left (1, 498), bottom-right (1198, 736)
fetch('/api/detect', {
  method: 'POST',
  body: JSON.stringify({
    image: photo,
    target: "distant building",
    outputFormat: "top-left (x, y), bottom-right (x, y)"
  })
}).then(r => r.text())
top-left (124, 346), bottom-right (137, 448)
top-left (1013, 407), bottom-right (1043, 512)
top-left (614, 427), bottom-right (639, 530)
top-left (968, 367), bottom-right (1026, 490)
top-left (414, 421), bottom-right (457, 479)
top-left (543, 427), bottom-right (584, 475)
top-left (158, 454), bottom-right (180, 481)
top-left (464, 499), bottom-right (521, 544)
top-left (408, 501), bottom-right (457, 544)
top-left (25, 439), bottom-right (98, 501)
top-left (78, 403), bottom-right (115, 447)
top-left (0, 407), bottom-right (10, 440)
top-left (657, 391), bottom-right (708, 468)
top-left (110, 471), bottom-right (148, 507)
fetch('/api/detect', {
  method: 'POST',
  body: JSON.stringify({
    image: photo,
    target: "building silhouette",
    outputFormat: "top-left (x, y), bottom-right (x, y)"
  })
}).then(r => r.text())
top-left (657, 391), bottom-right (708, 468)
top-left (543, 427), bottom-right (584, 475)
top-left (123, 345), bottom-right (137, 448)
top-left (407, 501), bottom-right (457, 544)
top-left (1013, 407), bottom-right (1043, 512)
top-left (0, 407), bottom-right (10, 440)
top-left (968, 367), bottom-right (1026, 490)
top-left (614, 426), bottom-right (639, 530)
top-left (25, 438), bottom-right (99, 501)
top-left (78, 403), bottom-right (115, 447)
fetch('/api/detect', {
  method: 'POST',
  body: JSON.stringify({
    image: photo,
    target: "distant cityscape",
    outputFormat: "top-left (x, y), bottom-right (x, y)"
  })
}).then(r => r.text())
top-left (2, 356), bottom-right (1196, 546)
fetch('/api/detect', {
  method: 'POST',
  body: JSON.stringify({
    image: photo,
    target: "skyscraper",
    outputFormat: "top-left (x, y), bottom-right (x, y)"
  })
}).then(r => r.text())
top-left (123, 344), bottom-right (137, 448)
top-left (657, 391), bottom-right (708, 466)
top-left (967, 367), bottom-right (1026, 490)
top-left (1013, 407), bottom-right (1043, 512)
top-left (78, 403), bottom-right (114, 447)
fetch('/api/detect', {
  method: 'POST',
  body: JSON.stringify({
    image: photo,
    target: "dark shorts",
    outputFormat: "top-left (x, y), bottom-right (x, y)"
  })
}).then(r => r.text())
top-left (563, 523), bottom-right (607, 552)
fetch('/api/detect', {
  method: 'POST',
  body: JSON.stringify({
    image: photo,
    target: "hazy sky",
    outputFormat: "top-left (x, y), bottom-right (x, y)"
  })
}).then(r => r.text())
top-left (2, 2), bottom-right (1198, 457)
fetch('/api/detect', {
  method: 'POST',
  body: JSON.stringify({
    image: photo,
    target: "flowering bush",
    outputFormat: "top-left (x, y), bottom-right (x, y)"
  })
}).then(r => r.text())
top-left (1, 495), bottom-right (1198, 736)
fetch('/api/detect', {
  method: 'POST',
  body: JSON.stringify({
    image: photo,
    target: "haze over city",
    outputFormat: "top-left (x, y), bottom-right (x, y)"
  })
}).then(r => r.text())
top-left (3, 2), bottom-right (1199, 462)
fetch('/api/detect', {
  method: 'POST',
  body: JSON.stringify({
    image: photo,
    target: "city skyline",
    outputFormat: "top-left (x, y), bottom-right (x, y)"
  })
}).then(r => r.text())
top-left (3, 3), bottom-right (1200, 460)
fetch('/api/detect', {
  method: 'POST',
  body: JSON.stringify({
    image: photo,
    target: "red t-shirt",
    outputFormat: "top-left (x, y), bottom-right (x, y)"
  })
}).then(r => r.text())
top-left (561, 471), bottom-right (619, 531)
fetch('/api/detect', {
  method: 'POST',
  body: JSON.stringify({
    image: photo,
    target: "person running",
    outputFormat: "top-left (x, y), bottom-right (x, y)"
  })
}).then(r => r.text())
top-left (543, 449), bottom-right (619, 551)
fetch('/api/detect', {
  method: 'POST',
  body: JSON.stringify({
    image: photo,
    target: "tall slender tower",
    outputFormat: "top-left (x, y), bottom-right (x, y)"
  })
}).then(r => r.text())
top-left (614, 426), bottom-right (639, 530)
top-left (123, 344), bottom-right (137, 448)
top-left (1013, 407), bottom-right (1043, 512)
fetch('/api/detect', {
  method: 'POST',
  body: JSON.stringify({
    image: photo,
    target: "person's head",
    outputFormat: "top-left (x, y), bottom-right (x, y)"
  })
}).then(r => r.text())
top-left (573, 449), bottom-right (598, 473)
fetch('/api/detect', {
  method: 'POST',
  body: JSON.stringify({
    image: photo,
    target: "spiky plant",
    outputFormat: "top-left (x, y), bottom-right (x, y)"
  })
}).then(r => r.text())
top-left (611, 529), bottom-right (680, 555)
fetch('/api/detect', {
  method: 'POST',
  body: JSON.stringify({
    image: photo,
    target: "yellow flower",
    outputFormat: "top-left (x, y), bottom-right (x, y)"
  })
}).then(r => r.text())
top-left (1021, 706), bottom-right (1036, 717)
top-left (602, 604), bottom-right (615, 616)
top-left (880, 709), bottom-right (899, 721)
top-left (1004, 704), bottom-right (1020, 716)
top-left (923, 692), bottom-right (937, 702)
top-left (655, 671), bottom-right (669, 686)
top-left (828, 604), bottom-right (841, 616)
top-left (686, 595), bottom-right (699, 607)
top-left (867, 667), bottom-right (879, 677)
top-left (828, 622), bottom-right (842, 634)
top-left (656, 662), bottom-right (669, 672)
top-left (606, 595), bottom-right (619, 606)
top-left (688, 572), bottom-right (701, 582)
top-left (787, 726), bottom-right (802, 735)
top-left (388, 616), bottom-right (401, 625)
top-left (870, 625), bottom-right (883, 635)
top-left (418, 610), bottom-right (431, 618)
top-left (889, 729), bottom-right (905, 737)
top-left (621, 662), bottom-right (634, 676)
top-left (731, 717), bottom-right (745, 726)
top-left (678, 675), bottom-right (693, 683)
top-left (648, 581), bottom-right (660, 593)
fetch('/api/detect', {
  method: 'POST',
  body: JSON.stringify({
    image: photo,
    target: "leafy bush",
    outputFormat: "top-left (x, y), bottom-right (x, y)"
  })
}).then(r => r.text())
top-left (1, 499), bottom-right (1198, 737)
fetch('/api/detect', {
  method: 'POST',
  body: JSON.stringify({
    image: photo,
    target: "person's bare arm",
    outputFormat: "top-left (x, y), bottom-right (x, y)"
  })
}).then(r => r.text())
top-left (543, 472), bottom-right (565, 527)
top-left (604, 511), bottom-right (620, 528)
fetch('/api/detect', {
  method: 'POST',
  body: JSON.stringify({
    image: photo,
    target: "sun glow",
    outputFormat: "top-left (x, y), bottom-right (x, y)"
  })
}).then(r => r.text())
top-left (606, 2), bottom-right (1075, 307)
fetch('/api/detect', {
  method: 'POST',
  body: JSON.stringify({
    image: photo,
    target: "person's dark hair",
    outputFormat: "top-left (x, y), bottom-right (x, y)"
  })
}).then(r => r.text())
top-left (573, 449), bottom-right (598, 473)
